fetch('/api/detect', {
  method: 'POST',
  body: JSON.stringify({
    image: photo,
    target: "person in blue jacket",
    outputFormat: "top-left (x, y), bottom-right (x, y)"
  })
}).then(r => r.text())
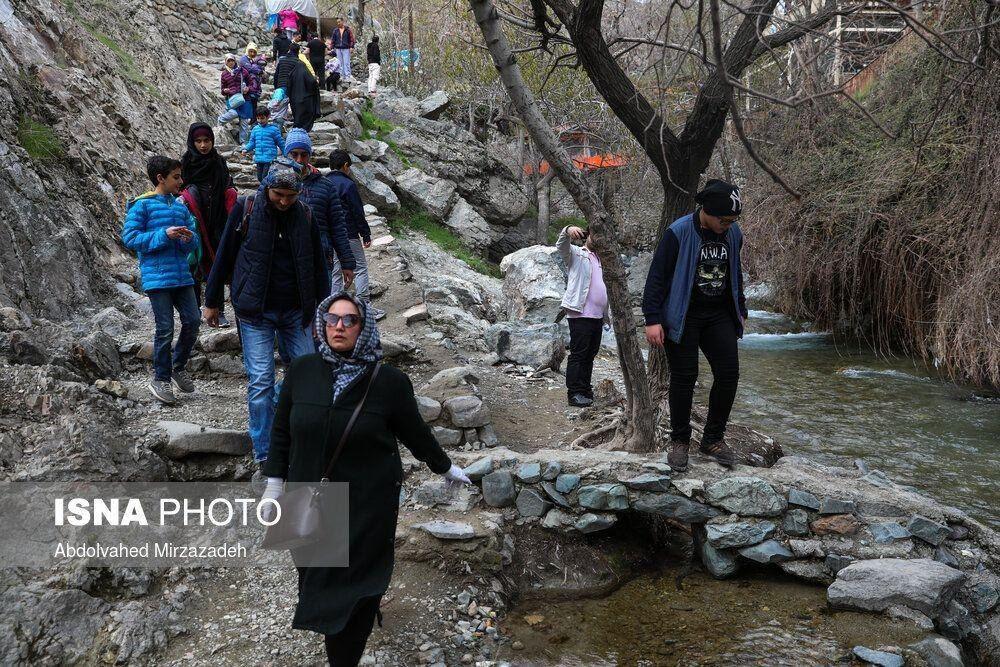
top-left (121, 156), bottom-right (201, 405)
top-left (242, 107), bottom-right (285, 183)
top-left (642, 179), bottom-right (748, 472)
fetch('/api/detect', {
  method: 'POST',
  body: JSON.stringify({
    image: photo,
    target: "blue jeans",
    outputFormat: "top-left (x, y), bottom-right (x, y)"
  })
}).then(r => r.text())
top-left (148, 287), bottom-right (200, 382)
top-left (336, 49), bottom-right (352, 79)
top-left (217, 108), bottom-right (250, 144)
top-left (256, 162), bottom-right (271, 183)
top-left (239, 309), bottom-right (315, 461)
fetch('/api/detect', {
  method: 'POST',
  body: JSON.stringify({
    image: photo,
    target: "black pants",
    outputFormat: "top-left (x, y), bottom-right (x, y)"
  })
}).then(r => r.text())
top-left (311, 59), bottom-right (325, 88)
top-left (666, 306), bottom-right (740, 444)
top-left (325, 71), bottom-right (341, 91)
top-left (324, 595), bottom-right (382, 666)
top-left (256, 162), bottom-right (270, 183)
top-left (566, 317), bottom-right (603, 398)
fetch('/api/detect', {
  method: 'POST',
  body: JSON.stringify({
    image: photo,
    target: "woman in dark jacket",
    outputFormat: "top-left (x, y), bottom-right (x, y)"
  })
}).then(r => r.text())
top-left (262, 292), bottom-right (470, 666)
top-left (307, 32), bottom-right (327, 89)
top-left (282, 43), bottom-right (321, 130)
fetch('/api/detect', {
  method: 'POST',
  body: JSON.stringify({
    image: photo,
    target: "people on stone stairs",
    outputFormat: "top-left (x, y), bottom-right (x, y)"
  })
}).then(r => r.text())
top-left (281, 43), bottom-right (321, 131)
top-left (642, 178), bottom-right (748, 472)
top-left (239, 43), bottom-right (266, 119)
top-left (366, 35), bottom-right (381, 95)
top-left (121, 156), bottom-right (201, 405)
top-left (327, 150), bottom-right (385, 320)
top-left (180, 122), bottom-right (236, 327)
top-left (259, 291), bottom-right (470, 666)
top-left (217, 54), bottom-right (253, 144)
top-left (306, 31), bottom-right (326, 89)
top-left (203, 158), bottom-right (330, 463)
top-left (271, 26), bottom-right (291, 62)
top-left (242, 107), bottom-right (285, 183)
top-left (283, 129), bottom-right (358, 296)
top-left (555, 225), bottom-right (610, 408)
top-left (330, 16), bottom-right (355, 82)
top-left (324, 50), bottom-right (342, 92)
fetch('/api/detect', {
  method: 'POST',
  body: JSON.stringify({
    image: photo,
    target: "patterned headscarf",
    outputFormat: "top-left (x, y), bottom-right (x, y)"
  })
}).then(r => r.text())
top-left (314, 292), bottom-right (383, 403)
top-left (262, 157), bottom-right (303, 191)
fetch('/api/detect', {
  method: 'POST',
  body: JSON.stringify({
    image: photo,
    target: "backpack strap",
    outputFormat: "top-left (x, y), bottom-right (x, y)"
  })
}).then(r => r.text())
top-left (236, 194), bottom-right (255, 237)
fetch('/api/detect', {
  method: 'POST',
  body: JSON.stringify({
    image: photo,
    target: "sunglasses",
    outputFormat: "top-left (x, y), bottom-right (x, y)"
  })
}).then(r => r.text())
top-left (322, 313), bottom-right (361, 328)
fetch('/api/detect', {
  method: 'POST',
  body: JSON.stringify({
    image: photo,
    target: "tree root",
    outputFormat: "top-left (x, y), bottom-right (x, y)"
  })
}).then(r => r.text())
top-left (569, 417), bottom-right (622, 449)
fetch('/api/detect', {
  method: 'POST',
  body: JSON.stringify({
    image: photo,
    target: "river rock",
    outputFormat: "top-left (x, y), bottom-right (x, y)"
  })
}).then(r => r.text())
top-left (515, 488), bottom-right (551, 518)
top-left (514, 462), bottom-right (542, 483)
top-left (541, 508), bottom-right (575, 530)
top-left (481, 470), bottom-right (516, 507)
top-left (484, 322), bottom-right (565, 371)
top-left (432, 426), bottom-right (463, 446)
top-left (540, 482), bottom-right (570, 508)
top-left (704, 476), bottom-right (786, 516)
top-left (738, 539), bottom-right (793, 564)
top-left (811, 514), bottom-right (860, 536)
top-left (621, 474), bottom-right (671, 492)
top-left (632, 493), bottom-right (720, 523)
top-left (463, 456), bottom-right (494, 482)
top-left (578, 483), bottom-right (628, 511)
top-left (780, 560), bottom-right (832, 584)
top-left (870, 522), bottom-right (911, 543)
top-left (825, 554), bottom-right (854, 573)
top-left (498, 245), bottom-right (565, 323)
top-left (443, 395), bottom-right (491, 428)
top-left (154, 421), bottom-right (251, 459)
top-left (477, 424), bottom-right (499, 448)
top-left (852, 646), bottom-right (903, 667)
top-left (827, 558), bottom-right (966, 617)
top-left (969, 581), bottom-right (999, 613)
top-left (907, 515), bottom-right (950, 546)
top-left (908, 636), bottom-right (964, 667)
top-left (787, 487), bottom-right (821, 511)
top-left (395, 168), bottom-right (457, 219)
top-left (416, 521), bottom-right (476, 540)
top-left (782, 509), bottom-right (811, 536)
top-left (887, 605), bottom-right (935, 631)
top-left (555, 474), bottom-right (580, 494)
top-left (541, 461), bottom-right (561, 481)
top-left (819, 497), bottom-right (857, 515)
top-left (416, 396), bottom-right (442, 422)
top-left (705, 520), bottom-right (777, 549)
top-left (575, 513), bottom-right (617, 534)
top-left (789, 539), bottom-right (824, 558)
top-left (698, 532), bottom-right (740, 578)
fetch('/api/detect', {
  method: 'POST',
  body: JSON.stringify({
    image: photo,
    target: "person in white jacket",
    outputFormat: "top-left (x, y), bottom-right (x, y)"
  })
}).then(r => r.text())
top-left (556, 225), bottom-right (610, 407)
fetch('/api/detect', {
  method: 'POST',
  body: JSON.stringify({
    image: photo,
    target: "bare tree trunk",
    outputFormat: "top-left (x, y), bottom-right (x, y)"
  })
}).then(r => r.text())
top-left (357, 0), bottom-right (366, 39)
top-left (407, 1), bottom-right (415, 78)
top-left (469, 0), bottom-right (657, 452)
top-left (536, 169), bottom-right (555, 243)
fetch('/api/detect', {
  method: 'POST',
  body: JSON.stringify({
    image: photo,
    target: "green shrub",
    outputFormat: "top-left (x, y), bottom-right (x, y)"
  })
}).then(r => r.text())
top-left (547, 216), bottom-right (587, 244)
top-left (388, 206), bottom-right (501, 278)
top-left (17, 116), bottom-right (64, 160)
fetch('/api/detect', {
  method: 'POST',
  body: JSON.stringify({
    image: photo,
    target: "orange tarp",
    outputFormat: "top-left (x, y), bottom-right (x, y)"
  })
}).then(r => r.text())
top-left (523, 154), bottom-right (628, 175)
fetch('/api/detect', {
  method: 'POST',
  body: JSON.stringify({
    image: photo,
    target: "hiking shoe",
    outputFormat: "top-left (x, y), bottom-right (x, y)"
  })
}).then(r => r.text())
top-left (667, 440), bottom-right (690, 472)
top-left (700, 438), bottom-right (735, 468)
top-left (217, 313), bottom-right (232, 328)
top-left (172, 369), bottom-right (195, 393)
top-left (149, 379), bottom-right (176, 405)
top-left (568, 394), bottom-right (593, 408)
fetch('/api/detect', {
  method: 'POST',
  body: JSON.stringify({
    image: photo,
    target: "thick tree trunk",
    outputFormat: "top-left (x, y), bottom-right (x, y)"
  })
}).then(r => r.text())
top-left (469, 0), bottom-right (657, 452)
top-left (536, 169), bottom-right (554, 243)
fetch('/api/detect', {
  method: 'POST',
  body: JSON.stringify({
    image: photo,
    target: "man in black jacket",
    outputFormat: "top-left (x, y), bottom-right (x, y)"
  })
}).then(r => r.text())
top-left (203, 159), bottom-right (330, 463)
top-left (272, 27), bottom-right (291, 62)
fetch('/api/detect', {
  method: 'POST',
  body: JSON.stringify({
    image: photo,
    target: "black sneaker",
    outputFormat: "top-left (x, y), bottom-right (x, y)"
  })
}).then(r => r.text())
top-left (172, 369), bottom-right (195, 393)
top-left (568, 394), bottom-right (593, 408)
top-left (149, 379), bottom-right (176, 405)
top-left (667, 440), bottom-right (690, 472)
top-left (700, 438), bottom-right (735, 468)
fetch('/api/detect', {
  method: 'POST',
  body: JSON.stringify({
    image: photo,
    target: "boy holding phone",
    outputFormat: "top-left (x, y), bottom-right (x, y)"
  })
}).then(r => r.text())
top-left (122, 156), bottom-right (201, 404)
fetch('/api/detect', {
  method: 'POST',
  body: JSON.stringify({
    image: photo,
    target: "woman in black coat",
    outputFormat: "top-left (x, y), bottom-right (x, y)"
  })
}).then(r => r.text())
top-left (262, 292), bottom-right (471, 666)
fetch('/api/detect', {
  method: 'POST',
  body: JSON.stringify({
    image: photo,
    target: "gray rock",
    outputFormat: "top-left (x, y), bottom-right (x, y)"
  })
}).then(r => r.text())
top-left (71, 331), bottom-right (122, 381)
top-left (886, 605), bottom-right (935, 631)
top-left (780, 560), bottom-right (832, 584)
top-left (155, 421), bottom-right (251, 459)
top-left (782, 509), bottom-right (811, 536)
top-left (908, 636), bottom-right (964, 667)
top-left (577, 483), bottom-right (629, 511)
top-left (199, 328), bottom-right (241, 353)
top-left (969, 581), bottom-right (999, 613)
top-left (937, 600), bottom-right (976, 640)
top-left (852, 646), bottom-right (903, 667)
top-left (477, 424), bottom-right (499, 448)
top-left (443, 198), bottom-right (496, 252)
top-left (416, 520), bottom-right (476, 540)
top-left (481, 470), bottom-right (516, 507)
top-left (416, 396), bottom-right (442, 422)
top-left (484, 322), bottom-right (565, 371)
top-left (395, 168), bottom-right (457, 219)
top-left (908, 515), bottom-right (950, 546)
top-left (643, 462), bottom-right (673, 475)
top-left (870, 522), bottom-right (911, 544)
top-left (443, 395), bottom-right (491, 428)
top-left (789, 539), bottom-right (825, 558)
top-left (827, 558), bottom-right (966, 617)
top-left (632, 494), bottom-right (721, 523)
top-left (705, 521), bottom-right (777, 549)
top-left (738, 539), bottom-right (793, 564)
top-left (403, 303), bottom-right (430, 324)
top-left (934, 545), bottom-right (959, 569)
top-left (621, 474), bottom-right (672, 492)
top-left (697, 530), bottom-right (740, 578)
top-left (0, 306), bottom-right (32, 331)
top-left (704, 476), bottom-right (787, 516)
top-left (352, 162), bottom-right (401, 214)
top-left (825, 553), bottom-right (854, 573)
top-left (819, 497), bottom-right (857, 515)
top-left (515, 488), bottom-right (552, 518)
top-left (672, 478), bottom-right (704, 497)
top-left (463, 456), bottom-right (494, 482)
top-left (541, 508), bottom-right (575, 530)
top-left (419, 366), bottom-right (482, 400)
top-left (498, 245), bottom-right (565, 323)
top-left (575, 513), bottom-right (617, 534)
top-left (381, 334), bottom-right (417, 361)
top-left (555, 474), bottom-right (580, 494)
top-left (413, 481), bottom-right (453, 506)
top-left (539, 481), bottom-right (571, 509)
top-left (0, 588), bottom-right (110, 665)
top-left (208, 354), bottom-right (244, 375)
top-left (432, 426), bottom-right (463, 446)
top-left (787, 488), bottom-right (821, 511)
top-left (514, 462), bottom-right (542, 483)
top-left (418, 90), bottom-right (450, 119)
top-left (541, 461), bottom-right (561, 481)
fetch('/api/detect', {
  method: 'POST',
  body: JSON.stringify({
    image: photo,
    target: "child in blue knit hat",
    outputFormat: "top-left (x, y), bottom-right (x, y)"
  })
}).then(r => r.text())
top-left (284, 127), bottom-right (312, 157)
top-left (242, 107), bottom-right (285, 184)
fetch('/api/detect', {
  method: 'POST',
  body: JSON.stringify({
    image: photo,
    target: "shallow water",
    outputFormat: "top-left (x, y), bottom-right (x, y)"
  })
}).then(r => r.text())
top-left (501, 568), bottom-right (926, 666)
top-left (727, 308), bottom-right (1000, 528)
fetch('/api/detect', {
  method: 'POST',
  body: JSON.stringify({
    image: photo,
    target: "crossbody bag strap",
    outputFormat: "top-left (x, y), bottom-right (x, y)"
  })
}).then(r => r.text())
top-left (320, 361), bottom-right (382, 482)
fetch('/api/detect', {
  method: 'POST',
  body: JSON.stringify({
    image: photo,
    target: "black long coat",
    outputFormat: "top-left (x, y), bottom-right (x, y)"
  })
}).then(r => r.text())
top-left (285, 59), bottom-right (321, 131)
top-left (263, 353), bottom-right (452, 635)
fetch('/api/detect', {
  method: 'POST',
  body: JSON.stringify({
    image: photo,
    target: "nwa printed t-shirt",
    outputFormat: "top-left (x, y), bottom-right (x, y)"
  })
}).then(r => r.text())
top-left (689, 225), bottom-right (730, 310)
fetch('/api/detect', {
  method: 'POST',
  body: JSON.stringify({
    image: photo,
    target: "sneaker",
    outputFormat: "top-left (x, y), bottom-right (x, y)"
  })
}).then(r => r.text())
top-left (172, 369), bottom-right (195, 393)
top-left (700, 438), bottom-right (735, 468)
top-left (568, 394), bottom-right (593, 408)
top-left (667, 440), bottom-right (690, 472)
top-left (149, 379), bottom-right (176, 405)
top-left (217, 313), bottom-right (232, 328)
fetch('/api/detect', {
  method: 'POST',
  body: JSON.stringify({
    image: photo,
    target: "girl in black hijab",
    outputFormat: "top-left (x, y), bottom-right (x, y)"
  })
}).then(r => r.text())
top-left (180, 122), bottom-right (236, 325)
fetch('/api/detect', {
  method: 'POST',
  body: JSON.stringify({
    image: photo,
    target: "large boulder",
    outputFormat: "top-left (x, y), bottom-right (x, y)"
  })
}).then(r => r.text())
top-left (352, 162), bottom-right (401, 213)
top-left (71, 331), bottom-right (122, 381)
top-left (485, 322), bottom-right (565, 371)
top-left (154, 421), bottom-right (252, 460)
top-left (443, 197), bottom-right (497, 252)
top-left (827, 558), bottom-right (966, 618)
top-left (498, 245), bottom-right (565, 323)
top-left (395, 168), bottom-right (457, 219)
top-left (418, 90), bottom-right (450, 119)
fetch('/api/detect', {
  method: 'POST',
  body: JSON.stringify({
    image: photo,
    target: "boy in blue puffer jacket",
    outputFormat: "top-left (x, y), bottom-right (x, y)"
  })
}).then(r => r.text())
top-left (122, 156), bottom-right (201, 405)
top-left (242, 107), bottom-right (285, 183)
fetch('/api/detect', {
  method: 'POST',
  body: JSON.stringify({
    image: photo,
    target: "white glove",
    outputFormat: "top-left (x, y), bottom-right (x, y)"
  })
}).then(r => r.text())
top-left (260, 477), bottom-right (284, 523)
top-left (443, 464), bottom-right (471, 487)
